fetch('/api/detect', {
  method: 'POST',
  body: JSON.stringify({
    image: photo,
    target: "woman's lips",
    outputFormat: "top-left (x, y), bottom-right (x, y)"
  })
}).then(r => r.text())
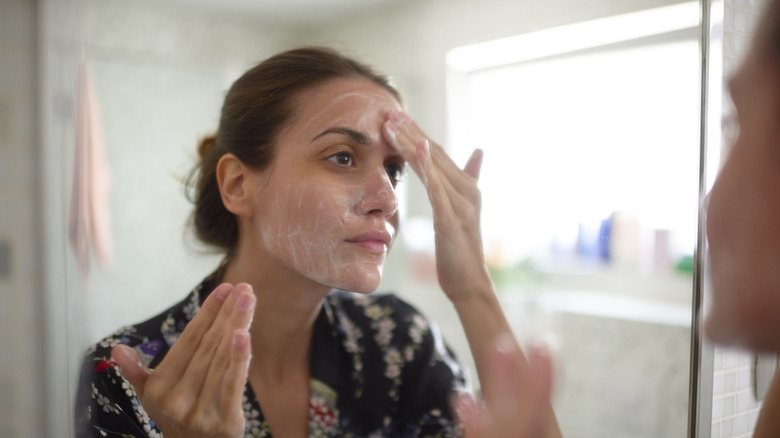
top-left (346, 231), bottom-right (392, 254)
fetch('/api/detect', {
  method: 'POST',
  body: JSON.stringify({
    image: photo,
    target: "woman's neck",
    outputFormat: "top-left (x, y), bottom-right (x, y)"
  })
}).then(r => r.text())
top-left (220, 250), bottom-right (330, 380)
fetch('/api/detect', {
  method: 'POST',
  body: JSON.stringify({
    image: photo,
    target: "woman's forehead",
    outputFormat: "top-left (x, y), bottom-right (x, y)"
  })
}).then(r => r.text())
top-left (304, 78), bottom-right (399, 111)
top-left (287, 78), bottom-right (401, 134)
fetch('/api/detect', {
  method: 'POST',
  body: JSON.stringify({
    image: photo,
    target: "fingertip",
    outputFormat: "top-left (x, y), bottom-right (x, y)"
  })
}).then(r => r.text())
top-left (529, 341), bottom-right (551, 361)
top-left (459, 396), bottom-right (486, 436)
top-left (451, 392), bottom-right (476, 423)
top-left (235, 287), bottom-right (256, 313)
top-left (110, 344), bottom-right (151, 396)
top-left (465, 149), bottom-right (484, 180)
top-left (213, 283), bottom-right (234, 301)
top-left (234, 282), bottom-right (253, 294)
top-left (384, 120), bottom-right (400, 145)
top-left (110, 343), bottom-right (134, 364)
top-left (111, 344), bottom-right (146, 372)
top-left (387, 110), bottom-right (405, 124)
top-left (528, 340), bottom-right (555, 374)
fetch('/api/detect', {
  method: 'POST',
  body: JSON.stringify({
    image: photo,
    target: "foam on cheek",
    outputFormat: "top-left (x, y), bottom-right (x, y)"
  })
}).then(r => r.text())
top-left (275, 183), bottom-right (332, 281)
top-left (264, 180), bottom-right (381, 291)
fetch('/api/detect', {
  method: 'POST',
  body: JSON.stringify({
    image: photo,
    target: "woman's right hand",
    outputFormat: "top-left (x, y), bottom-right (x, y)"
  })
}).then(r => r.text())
top-left (111, 283), bottom-right (256, 438)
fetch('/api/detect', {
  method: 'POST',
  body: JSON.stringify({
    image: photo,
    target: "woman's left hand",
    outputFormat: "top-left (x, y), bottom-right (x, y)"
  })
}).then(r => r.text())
top-left (383, 110), bottom-right (491, 301)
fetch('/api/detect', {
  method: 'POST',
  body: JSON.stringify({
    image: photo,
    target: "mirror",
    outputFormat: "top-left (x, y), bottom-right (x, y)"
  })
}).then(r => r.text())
top-left (68, 0), bottom-right (702, 436)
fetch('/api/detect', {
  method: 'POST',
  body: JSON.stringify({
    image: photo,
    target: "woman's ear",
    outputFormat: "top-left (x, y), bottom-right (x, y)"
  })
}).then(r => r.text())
top-left (216, 153), bottom-right (254, 217)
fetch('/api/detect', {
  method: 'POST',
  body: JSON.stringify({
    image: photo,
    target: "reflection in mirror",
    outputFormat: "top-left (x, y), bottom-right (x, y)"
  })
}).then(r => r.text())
top-left (69, 0), bottom-right (701, 436)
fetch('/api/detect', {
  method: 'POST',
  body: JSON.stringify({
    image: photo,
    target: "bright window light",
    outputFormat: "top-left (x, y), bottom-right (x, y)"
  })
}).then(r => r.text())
top-left (446, 3), bottom-right (700, 274)
top-left (446, 2), bottom-right (700, 73)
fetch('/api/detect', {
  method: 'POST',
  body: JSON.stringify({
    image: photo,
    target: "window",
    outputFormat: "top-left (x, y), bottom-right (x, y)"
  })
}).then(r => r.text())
top-left (446, 2), bottom-right (700, 294)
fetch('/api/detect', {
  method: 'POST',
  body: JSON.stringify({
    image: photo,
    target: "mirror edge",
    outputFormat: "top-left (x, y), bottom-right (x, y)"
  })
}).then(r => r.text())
top-left (688, 0), bottom-right (716, 436)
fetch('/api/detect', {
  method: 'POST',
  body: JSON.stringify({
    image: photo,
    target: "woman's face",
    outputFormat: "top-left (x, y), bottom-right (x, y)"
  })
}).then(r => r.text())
top-left (244, 77), bottom-right (405, 293)
top-left (705, 15), bottom-right (780, 349)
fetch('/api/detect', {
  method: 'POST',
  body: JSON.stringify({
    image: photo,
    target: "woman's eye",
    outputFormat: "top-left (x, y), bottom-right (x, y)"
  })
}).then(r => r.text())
top-left (328, 152), bottom-right (354, 167)
top-left (385, 162), bottom-right (407, 186)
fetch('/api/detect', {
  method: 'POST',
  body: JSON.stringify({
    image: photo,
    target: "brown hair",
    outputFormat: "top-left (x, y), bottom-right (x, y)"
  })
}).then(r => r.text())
top-left (749, 0), bottom-right (780, 65)
top-left (769, 0), bottom-right (780, 60)
top-left (186, 47), bottom-right (402, 256)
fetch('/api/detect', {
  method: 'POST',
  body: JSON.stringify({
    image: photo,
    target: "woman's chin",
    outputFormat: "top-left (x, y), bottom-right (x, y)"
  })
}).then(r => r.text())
top-left (703, 312), bottom-right (735, 346)
top-left (344, 275), bottom-right (383, 294)
top-left (330, 267), bottom-right (383, 293)
top-left (704, 301), bottom-right (780, 351)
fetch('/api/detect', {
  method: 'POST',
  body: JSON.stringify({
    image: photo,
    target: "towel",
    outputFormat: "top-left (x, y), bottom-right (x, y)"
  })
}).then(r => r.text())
top-left (68, 56), bottom-right (112, 283)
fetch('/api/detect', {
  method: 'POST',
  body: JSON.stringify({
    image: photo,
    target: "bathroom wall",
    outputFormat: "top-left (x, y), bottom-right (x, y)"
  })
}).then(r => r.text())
top-left (1, 0), bottom-right (84, 436)
top-left (0, 2), bottom-right (45, 436)
top-left (554, 313), bottom-right (690, 436)
top-left (81, 0), bottom-right (298, 343)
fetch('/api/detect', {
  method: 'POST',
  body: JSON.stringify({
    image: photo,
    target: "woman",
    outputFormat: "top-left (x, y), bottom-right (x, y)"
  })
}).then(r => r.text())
top-left (75, 47), bottom-right (560, 437)
top-left (459, 0), bottom-right (780, 436)
top-left (704, 0), bottom-right (780, 434)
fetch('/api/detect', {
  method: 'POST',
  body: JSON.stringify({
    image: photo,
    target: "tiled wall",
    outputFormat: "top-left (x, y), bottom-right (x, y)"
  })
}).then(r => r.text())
top-left (710, 0), bottom-right (768, 437)
top-left (722, 0), bottom-right (765, 77)
top-left (711, 348), bottom-right (762, 437)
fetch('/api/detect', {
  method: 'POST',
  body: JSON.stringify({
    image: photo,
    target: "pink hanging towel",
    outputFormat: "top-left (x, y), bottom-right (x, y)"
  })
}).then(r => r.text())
top-left (68, 57), bottom-right (112, 283)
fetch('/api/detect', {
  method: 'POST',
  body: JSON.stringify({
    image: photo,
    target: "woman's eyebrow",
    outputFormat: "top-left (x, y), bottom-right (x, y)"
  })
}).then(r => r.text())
top-left (311, 126), bottom-right (371, 146)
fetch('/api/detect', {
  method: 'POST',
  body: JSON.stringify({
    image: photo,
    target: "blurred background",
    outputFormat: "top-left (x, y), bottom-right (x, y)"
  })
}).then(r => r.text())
top-left (2, 0), bottom-right (743, 436)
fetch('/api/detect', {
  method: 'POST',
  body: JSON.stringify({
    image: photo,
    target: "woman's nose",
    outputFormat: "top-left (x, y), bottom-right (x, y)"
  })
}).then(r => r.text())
top-left (357, 169), bottom-right (399, 218)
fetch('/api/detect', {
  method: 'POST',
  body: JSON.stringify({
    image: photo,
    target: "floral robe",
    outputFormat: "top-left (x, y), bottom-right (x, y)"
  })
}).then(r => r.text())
top-left (75, 275), bottom-right (470, 437)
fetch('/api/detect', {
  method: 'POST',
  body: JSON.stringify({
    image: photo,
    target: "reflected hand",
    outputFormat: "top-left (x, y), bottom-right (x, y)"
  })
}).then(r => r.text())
top-left (383, 111), bottom-right (491, 301)
top-left (111, 283), bottom-right (255, 438)
top-left (455, 334), bottom-right (555, 438)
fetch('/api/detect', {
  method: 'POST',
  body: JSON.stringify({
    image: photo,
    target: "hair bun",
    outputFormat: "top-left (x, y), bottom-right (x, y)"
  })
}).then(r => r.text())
top-left (197, 134), bottom-right (218, 161)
